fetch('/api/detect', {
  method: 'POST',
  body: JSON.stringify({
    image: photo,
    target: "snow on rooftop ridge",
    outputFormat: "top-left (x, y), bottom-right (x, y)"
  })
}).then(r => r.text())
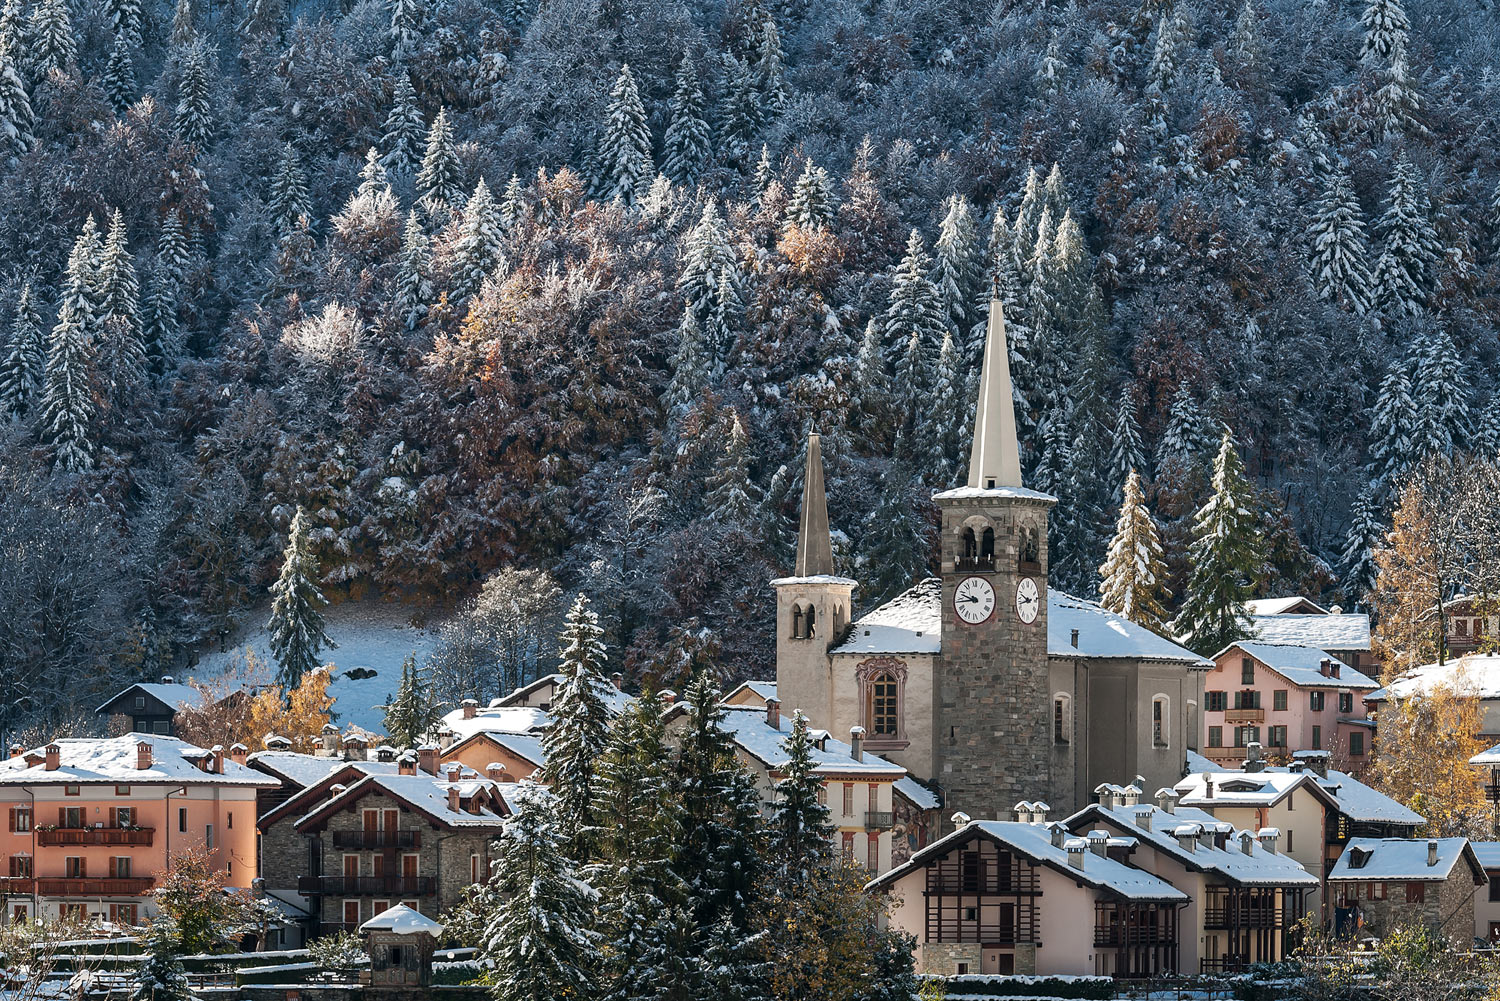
top-left (1371, 654), bottom-right (1500, 702)
top-left (360, 903), bottom-right (443, 936)
top-left (1251, 612), bottom-right (1370, 651)
top-left (1329, 837), bottom-right (1474, 881)
top-left (1228, 641), bottom-right (1377, 689)
top-left (0, 735), bottom-right (276, 787)
top-left (831, 578), bottom-right (943, 656)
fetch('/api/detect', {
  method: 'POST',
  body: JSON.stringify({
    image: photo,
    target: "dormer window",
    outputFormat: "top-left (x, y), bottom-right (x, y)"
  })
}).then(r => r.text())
top-left (1349, 847), bottom-right (1371, 869)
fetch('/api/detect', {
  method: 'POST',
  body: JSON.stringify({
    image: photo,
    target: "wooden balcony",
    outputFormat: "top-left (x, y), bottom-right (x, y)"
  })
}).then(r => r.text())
top-left (36, 877), bottom-right (155, 896)
top-left (331, 830), bottom-right (421, 849)
top-left (0, 877), bottom-right (34, 893)
top-left (37, 827), bottom-right (155, 847)
top-left (1204, 906), bottom-right (1284, 930)
top-left (1094, 925), bottom-right (1174, 947)
top-left (298, 876), bottom-right (435, 896)
top-left (1224, 707), bottom-right (1264, 723)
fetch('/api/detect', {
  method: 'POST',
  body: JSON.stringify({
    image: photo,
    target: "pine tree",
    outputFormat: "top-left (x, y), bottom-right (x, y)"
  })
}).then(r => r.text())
top-left (883, 229), bottom-right (946, 392)
top-left (502, 0), bottom-right (528, 34)
top-left (1367, 358), bottom-right (1417, 495)
top-left (130, 919), bottom-right (194, 1001)
top-left (1034, 31), bottom-right (1066, 96)
top-left (678, 200), bottom-right (740, 374)
top-left (0, 22), bottom-right (29, 165)
top-left (663, 311), bottom-right (708, 415)
top-left (267, 506), bottom-right (337, 691)
top-left (389, 0), bottom-right (423, 54)
top-left (1098, 469), bottom-right (1170, 630)
top-left (156, 210), bottom-right (191, 286)
top-left (96, 207), bottom-right (144, 397)
top-left (0, 282), bottom-right (43, 417)
top-left (1231, 0), bottom-right (1262, 72)
top-left (393, 211), bottom-right (432, 331)
top-left (1373, 44), bottom-right (1420, 139)
top-left (416, 107), bottom-right (462, 218)
top-left (1155, 385), bottom-right (1216, 473)
top-left (853, 318), bottom-right (890, 421)
top-left (753, 144), bottom-right (775, 197)
top-left (1309, 163), bottom-right (1374, 314)
top-left (28, 0), bottom-right (75, 77)
top-left (1170, 431), bottom-right (1264, 656)
top-left (1372, 155), bottom-right (1441, 319)
top-left (754, 10), bottom-right (787, 115)
top-left (381, 652), bottom-right (441, 748)
top-left (717, 53), bottom-right (760, 166)
top-left (706, 413), bottom-right (759, 526)
top-left (1360, 0), bottom-right (1409, 65)
top-left (451, 178), bottom-right (503, 301)
top-left (1012, 167), bottom-right (1045, 271)
top-left (39, 222), bottom-right (101, 472)
top-left (141, 274), bottom-right (180, 377)
top-left (593, 63), bottom-right (655, 205)
top-left (483, 782), bottom-right (600, 1001)
top-left (170, 0), bottom-right (194, 46)
top-left (1410, 325), bottom-right (1470, 460)
top-left (785, 158), bottom-right (835, 230)
top-left (1106, 391), bottom-right (1146, 501)
top-left (662, 55), bottom-right (711, 185)
top-left (860, 447), bottom-right (927, 607)
top-left (934, 195), bottom-right (983, 339)
top-left (1147, 13), bottom-right (1183, 92)
top-left (769, 710), bottom-right (833, 886)
top-left (929, 330), bottom-right (964, 484)
top-left (381, 75), bottom-right (426, 177)
top-left (268, 144), bottom-right (313, 236)
top-left (1339, 484), bottom-right (1384, 605)
top-left (498, 174), bottom-right (526, 231)
top-left (174, 42), bottom-right (213, 150)
top-left (104, 0), bottom-right (141, 44)
top-left (540, 594), bottom-right (613, 844)
top-left (103, 34), bottom-right (135, 116)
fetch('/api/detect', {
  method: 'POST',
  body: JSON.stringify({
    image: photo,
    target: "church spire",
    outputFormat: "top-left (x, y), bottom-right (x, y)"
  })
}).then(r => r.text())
top-left (795, 431), bottom-right (834, 576)
top-left (967, 297), bottom-right (1024, 489)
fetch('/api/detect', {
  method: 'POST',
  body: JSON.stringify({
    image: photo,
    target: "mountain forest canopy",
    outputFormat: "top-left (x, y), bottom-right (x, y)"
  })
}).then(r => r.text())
top-left (0, 0), bottom-right (1497, 736)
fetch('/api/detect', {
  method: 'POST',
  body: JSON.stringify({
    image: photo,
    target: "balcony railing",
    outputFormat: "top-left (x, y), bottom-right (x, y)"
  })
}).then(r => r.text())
top-left (0, 877), bottom-right (34, 894)
top-left (37, 827), bottom-right (155, 847)
top-left (1224, 708), bottom-right (1264, 723)
top-left (865, 812), bottom-right (894, 830)
top-left (1094, 926), bottom-right (1174, 947)
top-left (298, 876), bottom-right (435, 896)
top-left (36, 877), bottom-right (155, 896)
top-left (1204, 907), bottom-right (1283, 930)
top-left (955, 555), bottom-right (996, 573)
top-left (331, 830), bottom-right (421, 849)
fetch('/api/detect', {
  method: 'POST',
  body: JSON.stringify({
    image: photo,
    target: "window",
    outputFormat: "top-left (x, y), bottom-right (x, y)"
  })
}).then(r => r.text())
top-left (178, 808), bottom-right (187, 833)
top-left (870, 673), bottom-right (898, 737)
top-left (1350, 732), bottom-right (1366, 757)
top-left (1310, 691), bottom-right (1326, 712)
top-left (1206, 691), bottom-right (1227, 712)
top-left (867, 833), bottom-right (879, 871)
top-left (1312, 726), bottom-right (1322, 750)
top-left (227, 812), bottom-right (233, 830)
top-left (842, 783), bottom-right (854, 816)
top-left (1273, 690), bottom-right (1288, 712)
top-left (8, 855), bottom-right (31, 878)
top-left (1269, 725), bottom-right (1287, 748)
top-left (109, 904), bottom-right (138, 926)
top-left (63, 784), bottom-right (79, 797)
top-left (841, 832), bottom-right (855, 862)
top-left (109, 857), bottom-right (132, 878)
top-left (205, 824), bottom-right (214, 849)
top-left (1242, 658), bottom-right (1255, 685)
top-left (1234, 690), bottom-right (1261, 710)
top-left (1488, 878), bottom-right (1500, 903)
top-left (471, 854), bottom-right (482, 883)
top-left (1235, 726), bottom-right (1261, 747)
top-left (1286, 829), bottom-right (1293, 851)
top-left (343, 855), bottom-right (360, 878)
top-left (1152, 696), bottom-right (1168, 748)
top-left (1406, 882), bottom-right (1426, 903)
top-left (115, 785), bottom-right (130, 796)
top-left (9, 807), bottom-right (30, 833)
top-left (816, 784), bottom-right (827, 806)
top-left (1366, 881), bottom-right (1385, 900)
top-left (343, 900), bottom-right (361, 929)
top-left (1053, 695), bottom-right (1070, 743)
top-left (65, 857), bottom-right (85, 878)
top-left (1339, 692), bottom-right (1354, 714)
top-left (61, 807), bottom-right (82, 828)
top-left (63, 904), bottom-right (86, 921)
top-left (133, 695), bottom-right (145, 710)
top-left (1208, 726), bottom-right (1223, 748)
top-left (152, 720), bottom-right (169, 735)
top-left (956, 963), bottom-right (970, 976)
top-left (113, 807), bottom-right (133, 827)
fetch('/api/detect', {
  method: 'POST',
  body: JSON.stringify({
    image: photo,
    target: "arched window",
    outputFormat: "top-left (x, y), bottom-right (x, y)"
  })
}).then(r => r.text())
top-left (1020, 524), bottom-right (1040, 568)
top-left (805, 605), bottom-right (818, 639)
top-left (869, 672), bottom-right (899, 737)
top-left (979, 527), bottom-right (996, 569)
top-left (961, 527), bottom-right (978, 566)
top-left (1152, 695), bottom-right (1170, 748)
top-left (792, 605), bottom-right (805, 640)
top-left (1053, 694), bottom-right (1071, 744)
top-left (856, 658), bottom-right (908, 748)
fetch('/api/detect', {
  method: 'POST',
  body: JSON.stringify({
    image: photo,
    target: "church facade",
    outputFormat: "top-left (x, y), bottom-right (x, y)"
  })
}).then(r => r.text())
top-left (773, 300), bottom-right (1210, 821)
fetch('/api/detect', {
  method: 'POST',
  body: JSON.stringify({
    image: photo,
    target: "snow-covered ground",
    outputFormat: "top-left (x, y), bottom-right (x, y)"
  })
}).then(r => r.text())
top-left (189, 601), bottom-right (445, 734)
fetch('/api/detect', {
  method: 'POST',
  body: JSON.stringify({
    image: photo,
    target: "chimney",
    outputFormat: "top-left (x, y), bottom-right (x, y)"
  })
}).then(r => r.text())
top-left (1428, 840), bottom-right (1439, 867)
top-left (329, 783), bottom-right (346, 797)
top-left (1245, 742), bottom-right (1265, 773)
top-left (1155, 788), bottom-right (1178, 814)
top-left (136, 742), bottom-right (152, 770)
top-left (1013, 801), bottom-right (1034, 823)
top-left (1032, 801), bottom-right (1049, 824)
top-left (486, 762), bottom-right (505, 780)
top-left (8, 744), bottom-right (21, 760)
top-left (765, 698), bottom-right (781, 730)
top-left (264, 734), bottom-right (291, 751)
top-left (398, 753), bottom-right (417, 776)
top-left (448, 786), bottom-right (461, 812)
top-left (849, 726), bottom-right (865, 762)
top-left (1289, 760), bottom-right (1305, 774)
top-left (461, 699), bottom-right (479, 720)
top-left (229, 743), bottom-right (248, 766)
top-left (160, 674), bottom-right (174, 684)
top-left (610, 672), bottom-right (624, 691)
top-left (344, 734), bottom-right (368, 762)
top-left (1174, 825), bottom-right (1199, 853)
top-left (1320, 658), bottom-right (1331, 678)
top-left (1134, 808), bottom-right (1153, 832)
top-left (417, 744), bottom-right (439, 776)
top-left (659, 690), bottom-right (677, 706)
top-left (445, 763), bottom-right (463, 782)
top-left (44, 744), bottom-right (60, 771)
top-left (1240, 831), bottom-right (1255, 855)
top-left (321, 723), bottom-right (341, 756)
top-left (1087, 829), bottom-right (1108, 856)
top-left (1120, 784), bottom-right (1141, 808)
top-left (1257, 827), bottom-right (1280, 854)
top-left (1049, 823), bottom-right (1066, 849)
top-left (1205, 776), bottom-right (1215, 799)
top-left (1299, 751), bottom-right (1330, 778)
top-left (211, 745), bottom-right (225, 774)
top-left (1094, 783), bottom-right (1117, 809)
top-left (1065, 838), bottom-right (1087, 869)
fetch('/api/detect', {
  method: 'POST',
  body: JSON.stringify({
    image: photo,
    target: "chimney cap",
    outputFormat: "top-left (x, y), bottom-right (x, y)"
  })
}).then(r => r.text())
top-left (950, 811), bottom-right (971, 827)
top-left (230, 742), bottom-right (248, 752)
top-left (849, 725), bottom-right (866, 735)
top-left (321, 723), bottom-right (339, 734)
top-left (460, 698), bottom-right (479, 706)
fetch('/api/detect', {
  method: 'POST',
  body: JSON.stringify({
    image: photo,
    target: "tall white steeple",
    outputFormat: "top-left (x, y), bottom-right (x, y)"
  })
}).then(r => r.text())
top-left (967, 297), bottom-right (1023, 490)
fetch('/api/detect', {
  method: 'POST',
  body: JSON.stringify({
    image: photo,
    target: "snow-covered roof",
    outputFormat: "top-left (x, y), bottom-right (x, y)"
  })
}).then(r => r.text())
top-left (295, 773), bottom-right (512, 831)
top-left (724, 680), bottom-right (778, 705)
top-left (1226, 642), bottom-right (1378, 689)
top-left (1178, 763), bottom-right (1422, 826)
top-left (716, 707), bottom-right (906, 778)
top-left (360, 903), bottom-right (443, 937)
top-left (493, 673), bottom-right (634, 715)
top-left (96, 682), bottom-right (204, 715)
top-left (0, 736), bottom-right (277, 788)
top-left (1329, 838), bottom-right (1484, 883)
top-left (1471, 742), bottom-right (1500, 765)
top-left (894, 776), bottom-right (941, 811)
top-left (829, 580), bottom-right (1208, 666)
top-left (1187, 749), bottom-right (1216, 772)
top-left (1246, 597), bottom-right (1331, 616)
top-left (1251, 613), bottom-right (1370, 651)
top-left (438, 705), bottom-right (552, 741)
top-left (247, 750), bottom-right (349, 789)
top-left (1472, 842), bottom-right (1500, 871)
top-left (868, 820), bottom-right (1187, 902)
top-left (931, 485), bottom-right (1058, 504)
top-left (768, 574), bottom-right (858, 587)
top-left (1174, 771), bottom-right (1337, 810)
top-left (445, 731), bottom-right (548, 769)
top-left (1066, 802), bottom-right (1318, 887)
top-left (257, 761), bottom-right (404, 827)
top-left (1369, 655), bottom-right (1500, 703)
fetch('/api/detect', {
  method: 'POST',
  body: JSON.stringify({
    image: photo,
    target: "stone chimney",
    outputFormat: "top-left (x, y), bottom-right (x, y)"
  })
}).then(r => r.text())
top-left (1257, 827), bottom-right (1280, 854)
top-left (1065, 838), bottom-right (1087, 869)
top-left (1070, 628), bottom-right (1080, 648)
top-left (1093, 783), bottom-right (1117, 809)
top-left (1320, 658), bottom-right (1332, 678)
top-left (1155, 788), bottom-right (1178, 814)
top-left (1087, 829), bottom-right (1108, 856)
top-left (1331, 661), bottom-right (1341, 679)
top-left (1013, 801), bottom-right (1034, 823)
top-left (1298, 750), bottom-right (1331, 778)
top-left (211, 745), bottom-right (225, 774)
top-left (44, 743), bottom-right (60, 771)
top-left (264, 734), bottom-right (292, 751)
top-left (461, 699), bottom-right (479, 720)
top-left (1049, 823), bottom-right (1066, 849)
top-left (1244, 742), bottom-right (1265, 773)
top-left (1204, 776), bottom-right (1215, 799)
top-left (1428, 839), bottom-right (1439, 867)
top-left (486, 762), bottom-right (505, 780)
top-left (1134, 807), bottom-right (1153, 832)
top-left (160, 674), bottom-right (174, 684)
top-left (849, 726), bottom-right (865, 762)
top-left (765, 698), bottom-right (781, 730)
top-left (610, 672), bottom-right (624, 690)
top-left (1240, 831), bottom-right (1255, 855)
top-left (398, 753), bottom-right (417, 776)
top-left (1120, 784), bottom-right (1141, 808)
top-left (344, 734), bottom-right (368, 762)
top-left (448, 786), bottom-right (461, 812)
top-left (229, 743), bottom-right (248, 766)
top-left (417, 744), bottom-right (439, 776)
top-left (1174, 824), bottom-right (1199, 853)
top-left (136, 742), bottom-right (152, 770)
top-left (1032, 801), bottom-right (1049, 824)
top-left (445, 763), bottom-right (463, 782)
top-left (321, 723), bottom-right (341, 757)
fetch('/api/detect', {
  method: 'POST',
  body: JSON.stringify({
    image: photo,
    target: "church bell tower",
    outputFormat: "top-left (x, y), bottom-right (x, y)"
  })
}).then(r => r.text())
top-left (932, 299), bottom-right (1057, 822)
top-left (772, 432), bottom-right (855, 727)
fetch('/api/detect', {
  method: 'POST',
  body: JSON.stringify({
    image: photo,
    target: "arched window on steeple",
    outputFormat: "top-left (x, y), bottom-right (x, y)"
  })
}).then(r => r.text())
top-left (979, 527), bottom-right (996, 569)
top-left (1020, 524), bottom-right (1040, 570)
top-left (805, 605), bottom-right (817, 639)
top-left (960, 527), bottom-right (978, 569)
top-left (792, 605), bottom-right (805, 640)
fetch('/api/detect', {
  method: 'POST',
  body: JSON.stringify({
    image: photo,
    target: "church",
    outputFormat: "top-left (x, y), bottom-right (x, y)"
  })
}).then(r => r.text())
top-left (772, 299), bottom-right (1210, 822)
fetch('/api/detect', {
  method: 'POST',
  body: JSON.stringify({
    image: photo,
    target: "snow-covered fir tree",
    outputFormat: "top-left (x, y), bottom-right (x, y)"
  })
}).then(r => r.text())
top-left (39, 222), bottom-right (102, 472)
top-left (883, 229), bottom-right (946, 394)
top-left (450, 178), bottom-right (504, 301)
top-left (380, 75), bottom-right (425, 177)
top-left (769, 710), bottom-right (833, 885)
top-left (663, 311), bottom-right (708, 416)
top-left (416, 107), bottom-right (462, 219)
top-left (1339, 484), bottom-right (1384, 604)
top-left (860, 442), bottom-right (927, 607)
top-left (1034, 32), bottom-right (1066, 96)
top-left (28, 0), bottom-right (75, 77)
top-left (482, 782), bottom-right (600, 1001)
top-left (1147, 13), bottom-right (1184, 92)
top-left (929, 331), bottom-right (964, 483)
top-left (1372, 155), bottom-right (1441, 319)
top-left (540, 593), bottom-right (613, 842)
top-left (677, 200), bottom-right (740, 375)
top-left (1170, 431), bottom-right (1263, 656)
top-left (752, 143), bottom-right (775, 198)
top-left (1155, 385), bottom-right (1216, 473)
top-left (1106, 391), bottom-right (1145, 500)
top-left (755, 11), bottom-right (788, 116)
top-left (174, 42), bottom-right (214, 150)
top-left (498, 174), bottom-right (526, 230)
top-left (389, 0), bottom-right (423, 55)
top-left (661, 55), bottom-right (711, 186)
top-left (268, 144), bottom-right (313, 236)
top-left (130, 919), bottom-right (194, 1001)
top-left (1098, 469), bottom-right (1170, 630)
top-left (593, 63), bottom-right (655, 205)
top-left (0, 23), bottom-right (30, 164)
top-left (785, 158), bottom-right (835, 230)
top-left (1309, 163), bottom-right (1374, 314)
top-left (1373, 45), bottom-right (1421, 139)
top-left (104, 0), bottom-right (141, 45)
top-left (393, 211), bottom-right (432, 331)
top-left (706, 412), bottom-right (759, 526)
top-left (1360, 0), bottom-right (1410, 65)
top-left (853, 317), bottom-right (890, 420)
top-left (1366, 358), bottom-right (1417, 495)
top-left (267, 505), bottom-right (337, 690)
top-left (103, 35), bottom-right (135, 116)
top-left (170, 0), bottom-right (193, 46)
top-left (381, 652), bottom-right (441, 748)
top-left (717, 53), bottom-right (760, 166)
top-left (934, 195), bottom-right (983, 340)
top-left (1409, 325), bottom-right (1470, 461)
top-left (96, 208), bottom-right (144, 398)
top-left (0, 281), bottom-right (43, 417)
top-left (1232, 0), bottom-right (1262, 71)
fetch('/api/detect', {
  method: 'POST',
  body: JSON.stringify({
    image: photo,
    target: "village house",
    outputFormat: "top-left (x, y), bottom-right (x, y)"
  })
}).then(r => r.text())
top-left (94, 679), bottom-right (206, 737)
top-left (1471, 842), bottom-right (1500, 945)
top-left (1367, 654), bottom-right (1500, 740)
top-left (1201, 642), bottom-right (1378, 770)
top-left (868, 811), bottom-right (1189, 977)
top-left (1442, 596), bottom-right (1495, 659)
top-left (438, 729), bottom-right (544, 781)
top-left (0, 736), bottom-right (274, 926)
top-left (1327, 838), bottom-right (1486, 946)
top-left (1247, 598), bottom-right (1377, 679)
top-left (1065, 784), bottom-right (1318, 973)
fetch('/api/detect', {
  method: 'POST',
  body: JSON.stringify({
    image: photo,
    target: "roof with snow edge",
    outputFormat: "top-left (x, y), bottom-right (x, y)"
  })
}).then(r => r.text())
top-left (1065, 802), bottom-right (1318, 887)
top-left (931, 485), bottom-right (1058, 504)
top-left (768, 575), bottom-right (858, 587)
top-left (1174, 771), bottom-right (1340, 811)
top-left (294, 773), bottom-right (516, 831)
top-left (0, 735), bottom-right (277, 788)
top-left (437, 704), bottom-right (552, 741)
top-left (1251, 613), bottom-right (1370, 651)
top-left (867, 820), bottom-right (1188, 902)
top-left (1471, 742), bottom-right (1500, 765)
top-left (360, 903), bottom-right (443, 936)
top-left (1368, 655), bottom-right (1500, 703)
top-left (1246, 597), bottom-right (1331, 616)
top-left (247, 750), bottom-right (351, 789)
top-left (444, 730), bottom-right (548, 769)
top-left (1220, 641), bottom-right (1378, 689)
top-left (492, 673), bottom-right (634, 715)
top-left (723, 680), bottom-right (778, 705)
top-left (96, 682), bottom-right (205, 715)
top-left (257, 760), bottom-right (402, 828)
top-left (1472, 842), bottom-right (1500, 871)
top-left (1194, 763), bottom-right (1423, 826)
top-left (895, 776), bottom-right (942, 811)
top-left (714, 706), bottom-right (906, 778)
top-left (828, 580), bottom-right (1209, 666)
top-left (1328, 837), bottom-right (1485, 883)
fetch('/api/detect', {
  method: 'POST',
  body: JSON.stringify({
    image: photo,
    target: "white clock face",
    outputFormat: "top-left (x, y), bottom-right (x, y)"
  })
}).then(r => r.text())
top-left (954, 576), bottom-right (996, 624)
top-left (1016, 577), bottom-right (1040, 624)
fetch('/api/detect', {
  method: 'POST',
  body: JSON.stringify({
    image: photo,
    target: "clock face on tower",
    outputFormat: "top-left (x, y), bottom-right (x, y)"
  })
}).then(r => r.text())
top-left (953, 576), bottom-right (996, 624)
top-left (1015, 577), bottom-right (1040, 624)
